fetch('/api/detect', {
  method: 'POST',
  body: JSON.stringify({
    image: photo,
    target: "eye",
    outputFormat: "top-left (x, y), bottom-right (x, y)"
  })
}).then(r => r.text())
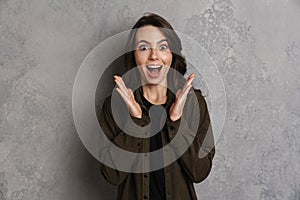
top-left (159, 44), bottom-right (169, 51)
top-left (138, 45), bottom-right (150, 51)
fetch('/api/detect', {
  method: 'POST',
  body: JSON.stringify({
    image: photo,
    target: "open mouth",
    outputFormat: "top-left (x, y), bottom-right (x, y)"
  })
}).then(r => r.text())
top-left (146, 65), bottom-right (163, 77)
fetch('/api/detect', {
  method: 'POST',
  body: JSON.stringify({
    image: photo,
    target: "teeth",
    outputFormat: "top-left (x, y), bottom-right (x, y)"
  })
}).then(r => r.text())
top-left (147, 65), bottom-right (162, 69)
top-left (146, 65), bottom-right (162, 75)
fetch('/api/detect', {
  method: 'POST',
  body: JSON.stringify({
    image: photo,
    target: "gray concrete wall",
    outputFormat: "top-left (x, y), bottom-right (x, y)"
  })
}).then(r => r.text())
top-left (0, 0), bottom-right (299, 199)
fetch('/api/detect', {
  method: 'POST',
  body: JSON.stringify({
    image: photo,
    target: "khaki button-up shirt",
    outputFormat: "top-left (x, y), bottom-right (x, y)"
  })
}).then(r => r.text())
top-left (99, 86), bottom-right (215, 200)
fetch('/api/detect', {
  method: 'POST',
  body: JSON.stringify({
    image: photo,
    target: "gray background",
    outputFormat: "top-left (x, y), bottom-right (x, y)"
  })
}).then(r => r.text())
top-left (0, 0), bottom-right (299, 199)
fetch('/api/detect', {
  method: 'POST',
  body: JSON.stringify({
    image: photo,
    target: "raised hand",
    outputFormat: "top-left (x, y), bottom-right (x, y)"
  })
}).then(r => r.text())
top-left (114, 75), bottom-right (142, 119)
top-left (169, 73), bottom-right (195, 121)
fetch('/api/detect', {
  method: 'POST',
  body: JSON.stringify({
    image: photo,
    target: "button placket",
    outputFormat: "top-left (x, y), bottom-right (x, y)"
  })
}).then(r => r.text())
top-left (142, 138), bottom-right (150, 200)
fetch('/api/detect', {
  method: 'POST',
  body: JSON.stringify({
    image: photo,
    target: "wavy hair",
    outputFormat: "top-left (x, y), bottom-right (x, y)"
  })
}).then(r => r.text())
top-left (124, 13), bottom-right (187, 90)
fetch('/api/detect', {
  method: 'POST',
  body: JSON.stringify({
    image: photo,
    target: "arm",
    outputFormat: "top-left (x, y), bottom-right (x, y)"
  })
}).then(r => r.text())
top-left (166, 89), bottom-right (215, 183)
top-left (99, 96), bottom-right (150, 185)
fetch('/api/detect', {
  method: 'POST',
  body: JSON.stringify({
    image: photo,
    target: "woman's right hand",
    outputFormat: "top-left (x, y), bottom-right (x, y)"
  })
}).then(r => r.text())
top-left (114, 75), bottom-right (142, 119)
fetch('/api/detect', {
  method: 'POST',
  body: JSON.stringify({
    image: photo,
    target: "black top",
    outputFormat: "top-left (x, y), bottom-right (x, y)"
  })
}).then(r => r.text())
top-left (141, 94), bottom-right (166, 200)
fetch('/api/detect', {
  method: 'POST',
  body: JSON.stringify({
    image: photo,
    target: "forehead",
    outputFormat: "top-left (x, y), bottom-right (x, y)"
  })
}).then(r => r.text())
top-left (135, 25), bottom-right (166, 42)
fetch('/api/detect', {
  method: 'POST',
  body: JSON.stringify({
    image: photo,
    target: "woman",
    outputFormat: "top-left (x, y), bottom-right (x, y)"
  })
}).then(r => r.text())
top-left (99, 13), bottom-right (215, 200)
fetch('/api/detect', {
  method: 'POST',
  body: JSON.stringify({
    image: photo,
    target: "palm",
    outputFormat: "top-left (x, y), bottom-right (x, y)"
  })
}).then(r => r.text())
top-left (114, 75), bottom-right (142, 118)
top-left (169, 73), bottom-right (195, 121)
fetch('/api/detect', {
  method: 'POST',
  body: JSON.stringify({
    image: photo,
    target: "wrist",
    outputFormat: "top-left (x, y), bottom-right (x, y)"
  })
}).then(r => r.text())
top-left (169, 114), bottom-right (181, 121)
top-left (131, 112), bottom-right (142, 119)
top-left (169, 103), bottom-right (182, 121)
top-left (129, 103), bottom-right (142, 118)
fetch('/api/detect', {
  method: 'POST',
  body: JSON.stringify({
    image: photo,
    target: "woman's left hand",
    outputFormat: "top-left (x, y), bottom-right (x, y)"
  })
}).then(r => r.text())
top-left (169, 73), bottom-right (195, 121)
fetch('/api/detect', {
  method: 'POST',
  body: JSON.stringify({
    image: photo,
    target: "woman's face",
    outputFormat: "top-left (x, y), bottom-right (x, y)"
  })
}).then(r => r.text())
top-left (134, 25), bottom-right (172, 86)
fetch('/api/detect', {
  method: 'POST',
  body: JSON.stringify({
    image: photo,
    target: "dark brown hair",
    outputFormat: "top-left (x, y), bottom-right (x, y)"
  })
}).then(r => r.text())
top-left (124, 13), bottom-right (187, 89)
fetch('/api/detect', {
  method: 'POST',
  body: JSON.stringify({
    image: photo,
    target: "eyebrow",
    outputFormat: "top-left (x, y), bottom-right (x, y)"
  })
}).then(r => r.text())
top-left (137, 39), bottom-right (168, 45)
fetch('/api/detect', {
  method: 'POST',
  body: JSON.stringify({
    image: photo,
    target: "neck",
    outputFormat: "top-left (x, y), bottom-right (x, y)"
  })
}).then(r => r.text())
top-left (142, 84), bottom-right (168, 105)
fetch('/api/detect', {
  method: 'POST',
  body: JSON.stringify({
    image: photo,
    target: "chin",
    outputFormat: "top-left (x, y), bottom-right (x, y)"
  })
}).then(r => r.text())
top-left (141, 76), bottom-right (167, 86)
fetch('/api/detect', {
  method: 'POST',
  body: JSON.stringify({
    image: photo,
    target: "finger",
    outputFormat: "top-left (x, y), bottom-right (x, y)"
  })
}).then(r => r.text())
top-left (114, 75), bottom-right (126, 89)
top-left (127, 88), bottom-right (135, 102)
top-left (175, 89), bottom-right (182, 98)
top-left (116, 85), bottom-right (130, 99)
top-left (182, 79), bottom-right (193, 95)
top-left (114, 76), bottom-right (129, 98)
top-left (182, 84), bottom-right (193, 99)
top-left (117, 76), bottom-right (129, 92)
top-left (116, 87), bottom-right (127, 100)
top-left (187, 73), bottom-right (195, 85)
top-left (189, 73), bottom-right (195, 78)
top-left (116, 87), bottom-right (130, 104)
top-left (182, 73), bottom-right (195, 92)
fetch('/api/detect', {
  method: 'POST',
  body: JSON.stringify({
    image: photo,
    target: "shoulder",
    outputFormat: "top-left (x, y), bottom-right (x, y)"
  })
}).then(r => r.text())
top-left (100, 94), bottom-right (128, 124)
top-left (103, 95), bottom-right (112, 107)
top-left (100, 95), bottom-right (122, 120)
top-left (190, 88), bottom-right (207, 108)
top-left (101, 94), bottom-right (124, 112)
top-left (100, 95), bottom-right (113, 115)
top-left (188, 88), bottom-right (209, 121)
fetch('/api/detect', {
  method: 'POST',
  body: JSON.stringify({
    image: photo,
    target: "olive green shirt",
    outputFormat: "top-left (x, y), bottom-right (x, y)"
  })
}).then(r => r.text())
top-left (99, 86), bottom-right (215, 200)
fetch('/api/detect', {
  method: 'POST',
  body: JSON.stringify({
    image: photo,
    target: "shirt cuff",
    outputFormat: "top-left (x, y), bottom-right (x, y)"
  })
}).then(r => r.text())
top-left (122, 112), bottom-right (151, 138)
top-left (130, 112), bottom-right (150, 127)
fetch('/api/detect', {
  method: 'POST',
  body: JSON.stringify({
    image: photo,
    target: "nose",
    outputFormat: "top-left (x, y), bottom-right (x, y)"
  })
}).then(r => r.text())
top-left (149, 48), bottom-right (158, 60)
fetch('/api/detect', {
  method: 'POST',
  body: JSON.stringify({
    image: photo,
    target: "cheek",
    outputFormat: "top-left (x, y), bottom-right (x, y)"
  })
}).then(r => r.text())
top-left (134, 52), bottom-right (147, 65)
top-left (134, 52), bottom-right (140, 65)
top-left (137, 66), bottom-right (147, 77)
top-left (163, 53), bottom-right (173, 65)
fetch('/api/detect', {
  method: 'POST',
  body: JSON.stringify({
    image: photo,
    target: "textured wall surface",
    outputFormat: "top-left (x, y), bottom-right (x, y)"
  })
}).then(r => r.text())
top-left (0, 0), bottom-right (299, 199)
